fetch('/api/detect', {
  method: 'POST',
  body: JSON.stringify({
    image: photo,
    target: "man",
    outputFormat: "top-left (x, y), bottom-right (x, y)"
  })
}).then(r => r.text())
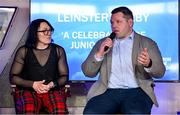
top-left (81, 6), bottom-right (165, 114)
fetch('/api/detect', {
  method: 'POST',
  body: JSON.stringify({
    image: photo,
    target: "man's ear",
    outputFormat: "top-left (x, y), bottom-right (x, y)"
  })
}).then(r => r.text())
top-left (128, 19), bottom-right (133, 28)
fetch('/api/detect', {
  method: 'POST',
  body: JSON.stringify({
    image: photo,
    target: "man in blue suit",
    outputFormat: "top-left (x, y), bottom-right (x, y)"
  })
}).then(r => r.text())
top-left (82, 6), bottom-right (165, 114)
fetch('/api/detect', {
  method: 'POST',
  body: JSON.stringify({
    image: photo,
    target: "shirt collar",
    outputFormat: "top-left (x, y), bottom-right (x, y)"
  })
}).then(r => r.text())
top-left (128, 31), bottom-right (134, 40)
top-left (115, 31), bottom-right (134, 41)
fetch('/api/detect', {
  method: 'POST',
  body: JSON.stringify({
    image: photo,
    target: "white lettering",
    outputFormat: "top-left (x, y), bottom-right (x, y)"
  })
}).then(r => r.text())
top-left (58, 13), bottom-right (110, 23)
top-left (70, 41), bottom-right (95, 49)
top-left (71, 31), bottom-right (110, 39)
top-left (134, 13), bottom-right (150, 23)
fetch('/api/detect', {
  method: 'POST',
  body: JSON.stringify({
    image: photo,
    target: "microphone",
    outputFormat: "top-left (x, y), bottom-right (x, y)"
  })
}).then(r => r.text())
top-left (104, 32), bottom-right (116, 51)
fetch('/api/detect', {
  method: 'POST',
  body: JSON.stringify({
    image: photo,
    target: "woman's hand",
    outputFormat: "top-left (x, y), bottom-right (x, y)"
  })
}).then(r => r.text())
top-left (47, 81), bottom-right (55, 89)
top-left (32, 80), bottom-right (50, 94)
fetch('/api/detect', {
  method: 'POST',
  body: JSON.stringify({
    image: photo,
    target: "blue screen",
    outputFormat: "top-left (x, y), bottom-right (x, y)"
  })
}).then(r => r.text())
top-left (31, 0), bottom-right (179, 81)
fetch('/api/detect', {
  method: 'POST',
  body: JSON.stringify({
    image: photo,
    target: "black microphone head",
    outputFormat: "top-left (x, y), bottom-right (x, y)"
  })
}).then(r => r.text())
top-left (109, 32), bottom-right (116, 40)
top-left (104, 32), bottom-right (116, 51)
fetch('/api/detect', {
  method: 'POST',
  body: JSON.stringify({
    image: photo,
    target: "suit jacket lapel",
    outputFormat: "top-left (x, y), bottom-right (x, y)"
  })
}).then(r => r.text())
top-left (132, 33), bottom-right (140, 73)
top-left (106, 48), bottom-right (112, 80)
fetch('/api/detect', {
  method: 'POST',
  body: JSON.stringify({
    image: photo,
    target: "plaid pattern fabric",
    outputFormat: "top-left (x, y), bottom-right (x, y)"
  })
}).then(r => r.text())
top-left (14, 89), bottom-right (66, 114)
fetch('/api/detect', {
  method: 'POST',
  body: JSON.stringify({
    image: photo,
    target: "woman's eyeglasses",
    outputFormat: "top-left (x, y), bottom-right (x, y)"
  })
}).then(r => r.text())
top-left (37, 29), bottom-right (54, 36)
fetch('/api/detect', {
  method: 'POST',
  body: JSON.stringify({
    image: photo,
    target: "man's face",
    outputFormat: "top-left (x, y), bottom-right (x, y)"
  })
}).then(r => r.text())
top-left (110, 12), bottom-right (133, 38)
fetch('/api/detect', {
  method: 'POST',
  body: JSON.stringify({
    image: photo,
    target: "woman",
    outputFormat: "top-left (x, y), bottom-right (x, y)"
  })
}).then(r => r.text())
top-left (10, 19), bottom-right (69, 114)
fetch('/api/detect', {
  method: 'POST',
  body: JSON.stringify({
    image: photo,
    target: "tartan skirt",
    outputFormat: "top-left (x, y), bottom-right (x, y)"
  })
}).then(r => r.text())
top-left (13, 88), bottom-right (67, 114)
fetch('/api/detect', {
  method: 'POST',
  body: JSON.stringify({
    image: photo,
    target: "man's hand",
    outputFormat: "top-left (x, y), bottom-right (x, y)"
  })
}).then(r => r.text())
top-left (138, 48), bottom-right (151, 68)
top-left (96, 38), bottom-right (113, 58)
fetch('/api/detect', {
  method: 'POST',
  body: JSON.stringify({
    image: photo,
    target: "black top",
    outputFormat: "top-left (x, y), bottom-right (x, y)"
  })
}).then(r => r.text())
top-left (10, 43), bottom-right (69, 90)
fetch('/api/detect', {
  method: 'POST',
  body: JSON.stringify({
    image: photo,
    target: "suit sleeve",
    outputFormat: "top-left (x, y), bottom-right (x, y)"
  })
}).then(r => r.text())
top-left (144, 39), bottom-right (166, 78)
top-left (81, 39), bottom-right (104, 77)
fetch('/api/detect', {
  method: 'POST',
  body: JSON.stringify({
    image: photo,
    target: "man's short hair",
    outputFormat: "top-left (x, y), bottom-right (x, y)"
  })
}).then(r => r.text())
top-left (111, 6), bottom-right (133, 20)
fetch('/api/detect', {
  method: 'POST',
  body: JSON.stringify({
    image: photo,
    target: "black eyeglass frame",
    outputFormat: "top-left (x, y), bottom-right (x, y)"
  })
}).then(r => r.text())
top-left (37, 29), bottom-right (54, 36)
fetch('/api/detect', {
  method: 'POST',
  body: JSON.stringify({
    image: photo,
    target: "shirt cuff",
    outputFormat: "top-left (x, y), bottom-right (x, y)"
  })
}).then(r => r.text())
top-left (94, 54), bottom-right (104, 62)
top-left (144, 67), bottom-right (152, 73)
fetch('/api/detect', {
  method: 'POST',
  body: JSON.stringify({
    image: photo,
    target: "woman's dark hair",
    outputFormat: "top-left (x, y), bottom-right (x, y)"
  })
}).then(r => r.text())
top-left (25, 19), bottom-right (54, 48)
top-left (111, 6), bottom-right (133, 20)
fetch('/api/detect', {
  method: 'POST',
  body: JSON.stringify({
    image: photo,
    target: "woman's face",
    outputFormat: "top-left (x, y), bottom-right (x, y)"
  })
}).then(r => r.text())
top-left (37, 22), bottom-right (53, 46)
